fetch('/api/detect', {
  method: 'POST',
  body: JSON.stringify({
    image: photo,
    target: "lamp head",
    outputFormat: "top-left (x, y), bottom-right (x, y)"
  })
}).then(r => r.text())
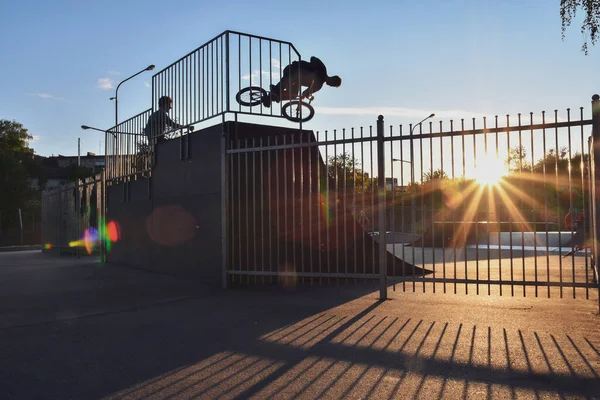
top-left (428, 113), bottom-right (435, 118)
top-left (81, 125), bottom-right (90, 130)
top-left (146, 64), bottom-right (155, 71)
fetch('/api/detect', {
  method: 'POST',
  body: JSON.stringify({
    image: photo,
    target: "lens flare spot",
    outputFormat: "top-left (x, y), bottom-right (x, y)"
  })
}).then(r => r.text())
top-left (84, 228), bottom-right (99, 255)
top-left (146, 205), bottom-right (196, 246)
top-left (44, 243), bottom-right (53, 250)
top-left (67, 220), bottom-right (119, 255)
top-left (106, 221), bottom-right (120, 242)
top-left (279, 263), bottom-right (297, 291)
top-left (69, 240), bottom-right (84, 247)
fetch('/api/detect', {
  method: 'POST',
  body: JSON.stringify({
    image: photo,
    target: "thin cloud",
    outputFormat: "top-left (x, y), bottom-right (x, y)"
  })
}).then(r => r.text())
top-left (144, 82), bottom-right (151, 88)
top-left (241, 70), bottom-right (280, 82)
top-left (30, 135), bottom-right (41, 142)
top-left (28, 93), bottom-right (60, 99)
top-left (317, 106), bottom-right (569, 125)
top-left (240, 59), bottom-right (283, 81)
top-left (319, 106), bottom-right (505, 120)
top-left (97, 77), bottom-right (114, 90)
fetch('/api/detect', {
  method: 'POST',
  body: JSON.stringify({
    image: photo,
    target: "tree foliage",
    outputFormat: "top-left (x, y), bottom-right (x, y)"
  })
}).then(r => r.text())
top-left (327, 152), bottom-right (376, 192)
top-left (423, 169), bottom-right (449, 183)
top-left (507, 145), bottom-right (532, 171)
top-left (560, 0), bottom-right (600, 54)
top-left (0, 120), bottom-right (36, 212)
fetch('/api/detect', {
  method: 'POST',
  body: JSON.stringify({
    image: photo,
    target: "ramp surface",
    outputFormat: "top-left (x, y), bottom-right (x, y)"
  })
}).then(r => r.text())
top-left (227, 122), bottom-right (429, 279)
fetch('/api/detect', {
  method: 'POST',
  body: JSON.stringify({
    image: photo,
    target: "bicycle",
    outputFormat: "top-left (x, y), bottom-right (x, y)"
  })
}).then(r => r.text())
top-left (235, 84), bottom-right (316, 123)
top-left (162, 124), bottom-right (195, 140)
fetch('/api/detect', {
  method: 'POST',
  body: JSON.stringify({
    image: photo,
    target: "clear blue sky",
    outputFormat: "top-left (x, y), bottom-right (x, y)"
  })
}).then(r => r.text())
top-left (0, 0), bottom-right (597, 160)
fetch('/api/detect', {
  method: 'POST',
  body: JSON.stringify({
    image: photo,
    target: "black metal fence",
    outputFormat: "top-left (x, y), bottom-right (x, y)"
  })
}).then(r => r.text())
top-left (40, 28), bottom-right (600, 307)
top-left (383, 108), bottom-right (596, 299)
top-left (105, 108), bottom-right (152, 183)
top-left (225, 97), bottom-right (600, 305)
top-left (41, 175), bottom-right (103, 255)
top-left (104, 31), bottom-right (302, 183)
top-left (151, 30), bottom-right (301, 127)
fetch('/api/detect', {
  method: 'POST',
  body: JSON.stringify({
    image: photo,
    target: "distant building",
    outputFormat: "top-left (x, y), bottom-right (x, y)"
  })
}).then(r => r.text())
top-left (28, 153), bottom-right (105, 191)
top-left (385, 177), bottom-right (397, 191)
top-left (384, 178), bottom-right (410, 193)
top-left (52, 153), bottom-right (105, 169)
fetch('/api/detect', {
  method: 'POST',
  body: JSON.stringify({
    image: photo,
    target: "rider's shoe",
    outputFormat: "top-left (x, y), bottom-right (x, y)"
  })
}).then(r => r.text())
top-left (269, 85), bottom-right (281, 103)
top-left (262, 96), bottom-right (271, 108)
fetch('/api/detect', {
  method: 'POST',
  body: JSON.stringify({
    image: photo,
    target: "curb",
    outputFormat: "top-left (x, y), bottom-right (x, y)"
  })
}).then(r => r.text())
top-left (0, 246), bottom-right (42, 253)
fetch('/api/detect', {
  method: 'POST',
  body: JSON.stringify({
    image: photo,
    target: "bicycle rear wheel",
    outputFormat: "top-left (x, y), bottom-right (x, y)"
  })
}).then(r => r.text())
top-left (236, 86), bottom-right (268, 107)
top-left (281, 100), bottom-right (315, 123)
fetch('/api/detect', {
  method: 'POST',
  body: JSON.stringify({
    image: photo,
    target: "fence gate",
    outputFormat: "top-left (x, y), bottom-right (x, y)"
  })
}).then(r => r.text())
top-left (382, 101), bottom-right (599, 304)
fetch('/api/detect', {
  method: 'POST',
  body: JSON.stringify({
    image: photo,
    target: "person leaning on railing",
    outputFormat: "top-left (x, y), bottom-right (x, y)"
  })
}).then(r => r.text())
top-left (143, 95), bottom-right (191, 169)
top-left (144, 96), bottom-right (184, 144)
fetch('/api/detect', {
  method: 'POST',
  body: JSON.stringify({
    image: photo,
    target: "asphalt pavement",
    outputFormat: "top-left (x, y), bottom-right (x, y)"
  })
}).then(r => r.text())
top-left (0, 251), bottom-right (598, 399)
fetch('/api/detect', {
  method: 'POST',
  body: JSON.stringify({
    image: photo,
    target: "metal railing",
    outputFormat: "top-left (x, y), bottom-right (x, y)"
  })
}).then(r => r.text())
top-left (225, 99), bottom-right (599, 305)
top-left (105, 31), bottom-right (302, 183)
top-left (105, 109), bottom-right (152, 183)
top-left (151, 30), bottom-right (301, 127)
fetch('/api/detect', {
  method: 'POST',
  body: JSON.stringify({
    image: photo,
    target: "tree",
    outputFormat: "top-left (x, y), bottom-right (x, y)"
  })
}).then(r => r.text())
top-left (0, 120), bottom-right (36, 212)
top-left (67, 164), bottom-right (95, 181)
top-left (507, 145), bottom-right (532, 171)
top-left (561, 0), bottom-right (600, 54)
top-left (0, 120), bottom-right (32, 153)
top-left (423, 169), bottom-right (449, 183)
top-left (326, 153), bottom-right (376, 192)
top-left (533, 147), bottom-right (571, 175)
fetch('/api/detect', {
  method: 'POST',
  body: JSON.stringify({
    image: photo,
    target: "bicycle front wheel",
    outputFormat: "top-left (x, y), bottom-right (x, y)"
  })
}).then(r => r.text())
top-left (236, 86), bottom-right (267, 107)
top-left (281, 100), bottom-right (315, 123)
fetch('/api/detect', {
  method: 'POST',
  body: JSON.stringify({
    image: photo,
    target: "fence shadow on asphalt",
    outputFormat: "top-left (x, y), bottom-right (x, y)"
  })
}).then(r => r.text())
top-left (106, 297), bottom-right (600, 400)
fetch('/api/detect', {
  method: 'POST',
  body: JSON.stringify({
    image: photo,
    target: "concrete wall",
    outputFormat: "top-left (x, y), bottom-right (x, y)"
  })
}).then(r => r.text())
top-left (106, 121), bottom-right (421, 284)
top-left (107, 124), bottom-right (223, 284)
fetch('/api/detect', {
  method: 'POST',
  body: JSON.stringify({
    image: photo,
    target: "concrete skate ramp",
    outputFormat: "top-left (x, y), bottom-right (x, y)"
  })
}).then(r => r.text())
top-left (484, 231), bottom-right (577, 249)
top-left (226, 122), bottom-right (430, 278)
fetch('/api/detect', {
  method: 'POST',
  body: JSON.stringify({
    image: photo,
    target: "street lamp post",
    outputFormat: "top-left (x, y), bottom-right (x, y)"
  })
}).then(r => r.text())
top-left (408, 113), bottom-right (435, 185)
top-left (81, 125), bottom-right (115, 135)
top-left (110, 64), bottom-right (155, 130)
top-left (109, 64), bottom-right (155, 178)
top-left (391, 113), bottom-right (435, 188)
top-left (393, 113), bottom-right (435, 239)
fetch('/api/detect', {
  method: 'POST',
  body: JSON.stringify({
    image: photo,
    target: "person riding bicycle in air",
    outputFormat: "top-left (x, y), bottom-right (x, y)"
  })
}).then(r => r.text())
top-left (262, 56), bottom-right (341, 107)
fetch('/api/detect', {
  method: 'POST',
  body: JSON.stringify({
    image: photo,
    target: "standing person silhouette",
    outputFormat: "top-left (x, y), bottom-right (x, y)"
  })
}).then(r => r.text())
top-left (144, 96), bottom-right (186, 144)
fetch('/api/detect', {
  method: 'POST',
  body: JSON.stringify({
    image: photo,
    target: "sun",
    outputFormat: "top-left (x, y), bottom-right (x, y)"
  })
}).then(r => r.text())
top-left (472, 154), bottom-right (506, 186)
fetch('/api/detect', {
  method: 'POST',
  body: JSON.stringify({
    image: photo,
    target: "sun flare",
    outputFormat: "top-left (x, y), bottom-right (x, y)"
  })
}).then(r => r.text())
top-left (472, 154), bottom-right (506, 186)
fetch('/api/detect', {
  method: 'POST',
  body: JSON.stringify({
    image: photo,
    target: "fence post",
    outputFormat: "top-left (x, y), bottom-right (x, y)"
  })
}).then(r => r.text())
top-left (76, 179), bottom-right (80, 259)
top-left (377, 115), bottom-right (387, 300)
top-left (56, 188), bottom-right (61, 255)
top-left (101, 170), bottom-right (106, 263)
top-left (40, 191), bottom-right (44, 250)
top-left (221, 120), bottom-right (229, 290)
top-left (592, 95), bottom-right (600, 291)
